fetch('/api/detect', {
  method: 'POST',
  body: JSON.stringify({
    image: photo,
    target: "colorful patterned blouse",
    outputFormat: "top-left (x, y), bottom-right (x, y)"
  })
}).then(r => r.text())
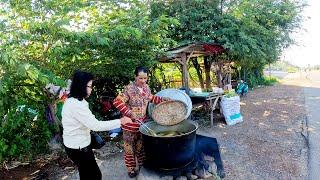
top-left (113, 82), bottom-right (163, 132)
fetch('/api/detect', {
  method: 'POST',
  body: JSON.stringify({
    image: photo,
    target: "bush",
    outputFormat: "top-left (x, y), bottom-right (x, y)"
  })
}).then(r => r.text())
top-left (263, 76), bottom-right (278, 86)
top-left (287, 67), bottom-right (298, 73)
top-left (0, 106), bottom-right (51, 162)
top-left (0, 60), bottom-right (63, 163)
top-left (241, 68), bottom-right (278, 88)
top-left (246, 73), bottom-right (264, 87)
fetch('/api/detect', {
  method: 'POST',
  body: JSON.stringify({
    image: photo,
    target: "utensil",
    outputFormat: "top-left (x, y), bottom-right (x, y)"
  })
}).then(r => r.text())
top-left (135, 119), bottom-right (157, 137)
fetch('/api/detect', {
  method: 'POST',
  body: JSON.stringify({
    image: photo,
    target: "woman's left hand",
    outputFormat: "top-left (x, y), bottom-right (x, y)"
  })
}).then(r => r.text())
top-left (148, 95), bottom-right (154, 101)
top-left (162, 97), bottom-right (172, 101)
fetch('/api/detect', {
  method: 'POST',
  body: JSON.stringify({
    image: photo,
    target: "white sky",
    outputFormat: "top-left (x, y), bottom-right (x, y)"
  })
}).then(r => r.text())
top-left (281, 0), bottom-right (320, 67)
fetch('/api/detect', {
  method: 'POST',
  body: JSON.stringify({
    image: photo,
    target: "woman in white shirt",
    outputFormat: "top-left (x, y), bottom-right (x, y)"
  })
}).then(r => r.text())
top-left (62, 70), bottom-right (131, 180)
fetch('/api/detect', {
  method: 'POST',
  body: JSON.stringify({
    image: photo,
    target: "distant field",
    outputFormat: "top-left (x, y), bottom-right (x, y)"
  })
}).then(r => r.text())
top-left (263, 70), bottom-right (288, 79)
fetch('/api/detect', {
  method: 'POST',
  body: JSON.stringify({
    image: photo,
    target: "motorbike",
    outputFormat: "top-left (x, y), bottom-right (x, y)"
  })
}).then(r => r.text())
top-left (236, 80), bottom-right (248, 96)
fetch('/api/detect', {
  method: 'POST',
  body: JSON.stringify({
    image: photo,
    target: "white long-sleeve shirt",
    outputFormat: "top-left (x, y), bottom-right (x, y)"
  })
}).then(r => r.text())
top-left (62, 97), bottom-right (120, 149)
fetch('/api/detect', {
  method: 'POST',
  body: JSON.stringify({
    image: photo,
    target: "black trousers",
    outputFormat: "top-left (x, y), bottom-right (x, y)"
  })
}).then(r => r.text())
top-left (65, 145), bottom-right (102, 180)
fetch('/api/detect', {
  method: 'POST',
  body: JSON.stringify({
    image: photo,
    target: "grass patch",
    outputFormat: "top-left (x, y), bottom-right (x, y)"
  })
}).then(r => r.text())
top-left (263, 76), bottom-right (278, 86)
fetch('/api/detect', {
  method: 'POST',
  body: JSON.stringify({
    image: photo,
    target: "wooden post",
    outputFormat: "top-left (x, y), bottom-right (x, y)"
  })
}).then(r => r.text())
top-left (207, 95), bottom-right (222, 127)
top-left (191, 57), bottom-right (205, 90)
top-left (204, 56), bottom-right (213, 91)
top-left (217, 62), bottom-right (223, 88)
top-left (210, 98), bottom-right (213, 127)
top-left (181, 53), bottom-right (190, 95)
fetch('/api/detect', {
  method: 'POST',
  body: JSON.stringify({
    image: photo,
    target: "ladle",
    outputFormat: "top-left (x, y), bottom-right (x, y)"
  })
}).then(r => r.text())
top-left (135, 119), bottom-right (157, 137)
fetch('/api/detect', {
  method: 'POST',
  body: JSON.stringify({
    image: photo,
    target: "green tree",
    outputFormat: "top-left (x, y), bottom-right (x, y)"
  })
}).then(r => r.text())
top-left (0, 0), bottom-right (178, 162)
top-left (150, 0), bottom-right (304, 87)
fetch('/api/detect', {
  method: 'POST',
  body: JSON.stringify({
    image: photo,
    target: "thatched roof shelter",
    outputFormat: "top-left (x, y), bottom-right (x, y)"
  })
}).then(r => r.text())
top-left (158, 42), bottom-right (227, 94)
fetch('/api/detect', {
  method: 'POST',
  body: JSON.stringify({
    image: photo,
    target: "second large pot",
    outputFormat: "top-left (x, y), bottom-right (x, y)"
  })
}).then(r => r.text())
top-left (140, 120), bottom-right (198, 170)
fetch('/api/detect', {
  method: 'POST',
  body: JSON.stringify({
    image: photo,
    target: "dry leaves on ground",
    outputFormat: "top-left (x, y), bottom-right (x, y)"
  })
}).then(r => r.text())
top-left (197, 82), bottom-right (308, 180)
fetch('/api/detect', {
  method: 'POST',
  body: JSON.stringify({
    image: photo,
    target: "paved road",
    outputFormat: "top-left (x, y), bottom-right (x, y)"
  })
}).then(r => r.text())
top-left (304, 71), bottom-right (320, 180)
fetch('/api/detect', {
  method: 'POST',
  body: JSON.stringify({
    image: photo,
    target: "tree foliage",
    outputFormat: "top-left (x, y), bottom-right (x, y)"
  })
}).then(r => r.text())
top-left (150, 0), bottom-right (305, 86)
top-left (0, 0), bottom-right (178, 162)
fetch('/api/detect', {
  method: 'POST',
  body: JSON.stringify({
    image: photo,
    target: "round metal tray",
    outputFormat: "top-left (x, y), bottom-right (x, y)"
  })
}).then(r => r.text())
top-left (151, 100), bottom-right (187, 126)
top-left (148, 88), bottom-right (192, 122)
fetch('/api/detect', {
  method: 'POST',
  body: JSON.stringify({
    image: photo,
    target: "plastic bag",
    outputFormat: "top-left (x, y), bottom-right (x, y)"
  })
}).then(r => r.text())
top-left (221, 95), bottom-right (243, 125)
top-left (90, 131), bottom-right (106, 149)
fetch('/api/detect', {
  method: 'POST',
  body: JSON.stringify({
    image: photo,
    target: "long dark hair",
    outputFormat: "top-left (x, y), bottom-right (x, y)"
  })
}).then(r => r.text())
top-left (69, 70), bottom-right (94, 101)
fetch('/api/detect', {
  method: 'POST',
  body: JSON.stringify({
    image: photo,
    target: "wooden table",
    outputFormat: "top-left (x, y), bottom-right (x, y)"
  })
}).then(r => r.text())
top-left (190, 92), bottom-right (223, 127)
top-left (206, 93), bottom-right (223, 127)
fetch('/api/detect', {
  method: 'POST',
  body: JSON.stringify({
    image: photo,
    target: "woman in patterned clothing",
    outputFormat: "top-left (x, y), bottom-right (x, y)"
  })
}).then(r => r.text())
top-left (113, 66), bottom-right (166, 178)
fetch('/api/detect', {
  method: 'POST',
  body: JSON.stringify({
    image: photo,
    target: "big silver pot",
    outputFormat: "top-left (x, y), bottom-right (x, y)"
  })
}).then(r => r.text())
top-left (140, 120), bottom-right (198, 170)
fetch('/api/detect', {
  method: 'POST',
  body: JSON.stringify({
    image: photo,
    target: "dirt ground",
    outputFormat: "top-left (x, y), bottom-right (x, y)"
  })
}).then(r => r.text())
top-left (196, 78), bottom-right (308, 179)
top-left (0, 137), bottom-right (124, 180)
top-left (0, 75), bottom-right (309, 180)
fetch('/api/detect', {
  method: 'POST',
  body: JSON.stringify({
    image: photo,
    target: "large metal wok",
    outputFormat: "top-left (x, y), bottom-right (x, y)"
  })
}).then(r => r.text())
top-left (140, 120), bottom-right (198, 170)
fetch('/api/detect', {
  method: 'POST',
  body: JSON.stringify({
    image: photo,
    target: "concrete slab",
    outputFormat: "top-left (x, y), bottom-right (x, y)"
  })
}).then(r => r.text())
top-left (68, 153), bottom-right (132, 180)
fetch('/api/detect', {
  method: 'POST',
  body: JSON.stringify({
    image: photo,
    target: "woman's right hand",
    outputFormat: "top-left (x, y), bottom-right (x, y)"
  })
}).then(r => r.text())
top-left (120, 116), bottom-right (132, 125)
